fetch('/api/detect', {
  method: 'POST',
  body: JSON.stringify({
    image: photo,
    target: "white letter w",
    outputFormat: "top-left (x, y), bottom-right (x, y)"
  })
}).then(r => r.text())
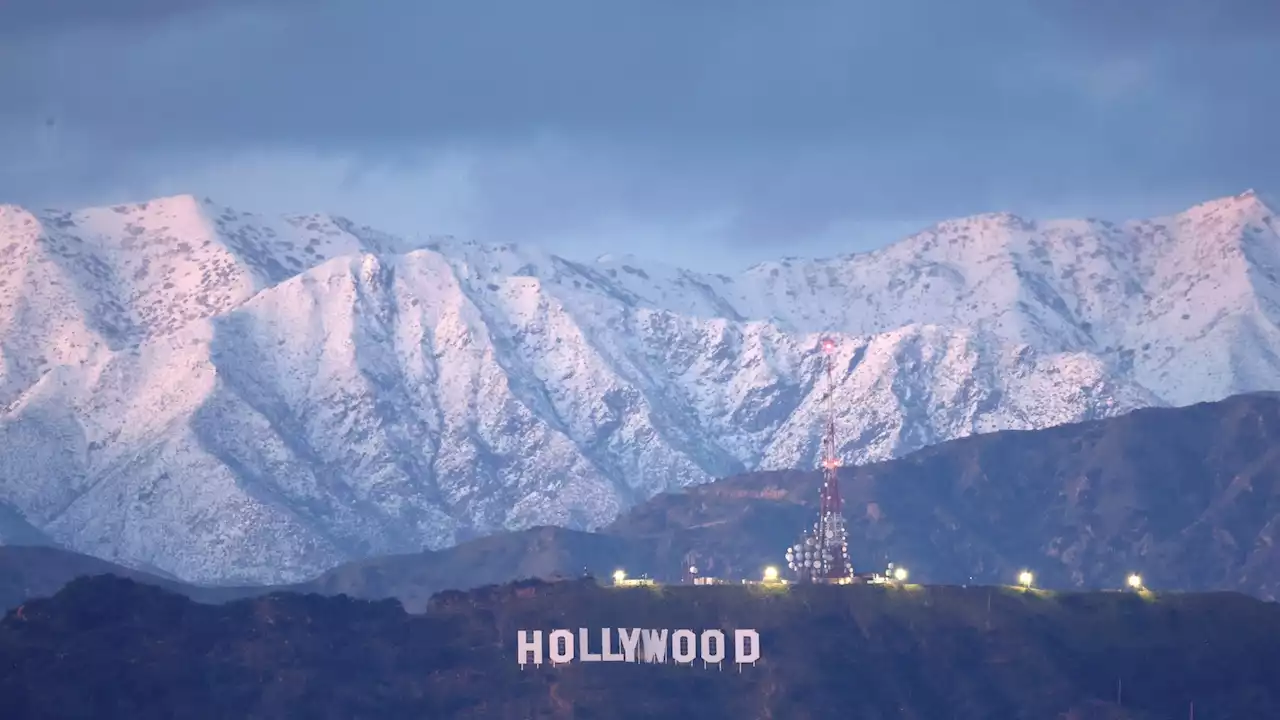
top-left (641, 629), bottom-right (668, 663)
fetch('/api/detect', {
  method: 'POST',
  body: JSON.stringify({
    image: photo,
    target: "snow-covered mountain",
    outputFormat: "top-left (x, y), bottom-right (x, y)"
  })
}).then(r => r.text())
top-left (0, 190), bottom-right (1276, 583)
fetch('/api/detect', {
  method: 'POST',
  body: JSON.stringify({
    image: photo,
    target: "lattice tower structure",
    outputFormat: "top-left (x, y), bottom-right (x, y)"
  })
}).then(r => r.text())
top-left (786, 337), bottom-right (852, 583)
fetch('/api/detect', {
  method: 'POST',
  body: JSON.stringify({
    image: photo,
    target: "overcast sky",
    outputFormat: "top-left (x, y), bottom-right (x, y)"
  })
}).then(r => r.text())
top-left (1, 0), bottom-right (1277, 270)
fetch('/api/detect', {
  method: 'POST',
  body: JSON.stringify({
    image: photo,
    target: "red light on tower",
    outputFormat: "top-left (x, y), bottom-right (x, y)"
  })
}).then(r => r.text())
top-left (787, 335), bottom-right (851, 584)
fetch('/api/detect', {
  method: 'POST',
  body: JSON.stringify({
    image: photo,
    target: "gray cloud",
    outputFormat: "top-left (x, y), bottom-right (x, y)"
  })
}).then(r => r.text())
top-left (0, 0), bottom-right (276, 37)
top-left (1042, 0), bottom-right (1280, 46)
top-left (0, 0), bottom-right (1276, 269)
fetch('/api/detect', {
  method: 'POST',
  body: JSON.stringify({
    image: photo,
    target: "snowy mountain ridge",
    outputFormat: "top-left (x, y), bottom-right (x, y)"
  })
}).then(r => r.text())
top-left (0, 190), bottom-right (1276, 583)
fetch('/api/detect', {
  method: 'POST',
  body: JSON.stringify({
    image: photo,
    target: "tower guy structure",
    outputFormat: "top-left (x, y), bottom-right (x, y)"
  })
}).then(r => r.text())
top-left (785, 337), bottom-right (852, 583)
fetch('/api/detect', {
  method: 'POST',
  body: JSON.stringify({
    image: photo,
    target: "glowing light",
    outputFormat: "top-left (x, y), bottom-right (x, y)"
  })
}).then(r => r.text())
top-left (821, 338), bottom-right (836, 354)
top-left (893, 566), bottom-right (908, 582)
top-left (1018, 570), bottom-right (1034, 588)
top-left (688, 566), bottom-right (698, 575)
top-left (613, 569), bottom-right (627, 584)
top-left (1127, 573), bottom-right (1143, 589)
top-left (763, 566), bottom-right (779, 582)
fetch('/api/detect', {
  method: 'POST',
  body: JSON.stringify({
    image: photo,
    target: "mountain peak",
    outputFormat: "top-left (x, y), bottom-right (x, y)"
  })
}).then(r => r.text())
top-left (22, 193), bottom-right (216, 223)
top-left (5, 189), bottom-right (1280, 583)
top-left (147, 192), bottom-right (204, 207)
top-left (1179, 189), bottom-right (1275, 223)
top-left (1240, 188), bottom-right (1278, 215)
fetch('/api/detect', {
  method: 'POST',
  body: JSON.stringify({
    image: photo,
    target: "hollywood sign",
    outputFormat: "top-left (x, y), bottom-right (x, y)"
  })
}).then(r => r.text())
top-left (517, 628), bottom-right (761, 668)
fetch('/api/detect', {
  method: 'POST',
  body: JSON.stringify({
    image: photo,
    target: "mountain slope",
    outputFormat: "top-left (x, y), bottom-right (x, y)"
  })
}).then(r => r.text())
top-left (0, 545), bottom-right (263, 611)
top-left (2, 393), bottom-right (1279, 612)
top-left (727, 190), bottom-right (1280, 405)
top-left (4, 575), bottom-right (1280, 719)
top-left (607, 391), bottom-right (1280, 600)
top-left (282, 392), bottom-right (1280, 606)
top-left (1, 192), bottom-right (1278, 583)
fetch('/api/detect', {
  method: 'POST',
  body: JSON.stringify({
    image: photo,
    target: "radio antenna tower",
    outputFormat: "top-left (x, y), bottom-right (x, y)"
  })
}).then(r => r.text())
top-left (786, 337), bottom-right (851, 583)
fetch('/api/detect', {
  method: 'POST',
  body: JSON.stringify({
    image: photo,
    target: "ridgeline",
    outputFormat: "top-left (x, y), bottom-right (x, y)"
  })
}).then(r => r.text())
top-left (1, 575), bottom-right (1278, 719)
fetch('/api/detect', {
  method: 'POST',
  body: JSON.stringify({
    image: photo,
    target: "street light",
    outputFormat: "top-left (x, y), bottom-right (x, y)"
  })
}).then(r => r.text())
top-left (763, 566), bottom-right (779, 582)
top-left (613, 569), bottom-right (627, 585)
top-left (1127, 573), bottom-right (1143, 590)
top-left (893, 566), bottom-right (909, 582)
top-left (1018, 570), bottom-right (1034, 588)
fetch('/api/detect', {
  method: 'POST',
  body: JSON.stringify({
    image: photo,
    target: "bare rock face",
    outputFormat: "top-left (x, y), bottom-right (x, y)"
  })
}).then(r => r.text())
top-left (0, 191), bottom-right (1278, 583)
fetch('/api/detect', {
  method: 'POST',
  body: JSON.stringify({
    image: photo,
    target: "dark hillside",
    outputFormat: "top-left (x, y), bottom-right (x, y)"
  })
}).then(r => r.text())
top-left (0, 545), bottom-right (262, 611)
top-left (1, 575), bottom-right (1278, 719)
top-left (5, 393), bottom-right (1280, 615)
top-left (607, 392), bottom-right (1280, 597)
top-left (288, 393), bottom-right (1280, 608)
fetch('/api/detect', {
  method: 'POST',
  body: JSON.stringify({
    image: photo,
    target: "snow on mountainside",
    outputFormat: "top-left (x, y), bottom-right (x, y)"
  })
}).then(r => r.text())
top-left (0, 191), bottom-right (1276, 583)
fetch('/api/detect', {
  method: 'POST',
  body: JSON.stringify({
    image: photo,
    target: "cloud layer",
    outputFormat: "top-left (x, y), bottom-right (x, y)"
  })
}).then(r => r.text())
top-left (1, 0), bottom-right (1276, 268)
